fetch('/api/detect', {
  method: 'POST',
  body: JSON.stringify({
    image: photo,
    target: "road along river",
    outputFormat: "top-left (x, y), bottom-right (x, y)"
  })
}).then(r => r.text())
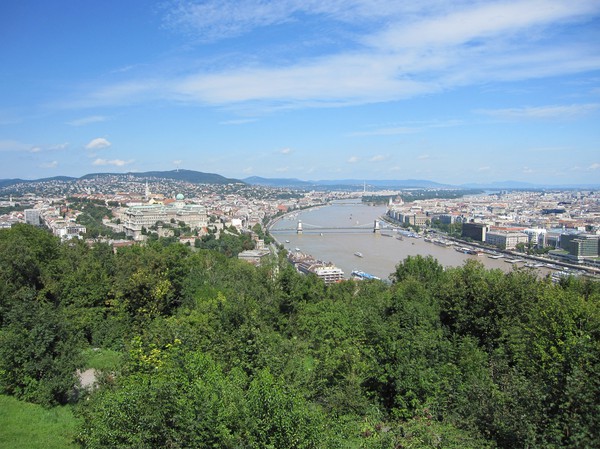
top-left (270, 199), bottom-right (554, 280)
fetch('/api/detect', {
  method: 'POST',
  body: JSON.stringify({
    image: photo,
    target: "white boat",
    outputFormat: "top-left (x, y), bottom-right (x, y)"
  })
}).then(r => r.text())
top-left (285, 239), bottom-right (290, 243)
top-left (351, 270), bottom-right (380, 281)
top-left (354, 252), bottom-right (363, 258)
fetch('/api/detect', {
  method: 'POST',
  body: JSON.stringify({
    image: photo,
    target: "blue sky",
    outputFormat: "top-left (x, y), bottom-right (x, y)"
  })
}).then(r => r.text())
top-left (1, 0), bottom-right (599, 185)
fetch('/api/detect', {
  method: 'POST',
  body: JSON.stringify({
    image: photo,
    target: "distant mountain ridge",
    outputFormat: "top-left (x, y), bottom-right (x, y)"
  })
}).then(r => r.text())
top-left (1, 171), bottom-right (598, 190)
top-left (243, 177), bottom-right (450, 189)
top-left (0, 170), bottom-right (241, 188)
top-left (0, 176), bottom-right (77, 188)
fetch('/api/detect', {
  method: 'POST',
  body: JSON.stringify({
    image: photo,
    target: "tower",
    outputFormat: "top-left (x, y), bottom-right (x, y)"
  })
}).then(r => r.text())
top-left (373, 220), bottom-right (380, 233)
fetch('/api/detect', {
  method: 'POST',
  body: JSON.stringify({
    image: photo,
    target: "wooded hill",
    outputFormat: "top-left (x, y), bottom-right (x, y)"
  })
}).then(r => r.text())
top-left (0, 224), bottom-right (598, 448)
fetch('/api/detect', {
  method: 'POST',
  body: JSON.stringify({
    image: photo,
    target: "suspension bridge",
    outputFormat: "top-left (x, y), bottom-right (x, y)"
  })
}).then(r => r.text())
top-left (270, 220), bottom-right (384, 234)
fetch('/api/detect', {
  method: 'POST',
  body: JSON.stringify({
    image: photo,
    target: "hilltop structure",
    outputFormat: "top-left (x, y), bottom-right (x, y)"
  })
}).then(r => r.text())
top-left (123, 193), bottom-right (207, 240)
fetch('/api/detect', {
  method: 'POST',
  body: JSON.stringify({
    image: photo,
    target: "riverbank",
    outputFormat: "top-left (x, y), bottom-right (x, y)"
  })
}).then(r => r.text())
top-left (379, 214), bottom-right (600, 279)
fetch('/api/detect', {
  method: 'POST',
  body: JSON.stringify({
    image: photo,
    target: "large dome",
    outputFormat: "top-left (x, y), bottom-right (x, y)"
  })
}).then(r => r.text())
top-left (176, 193), bottom-right (185, 201)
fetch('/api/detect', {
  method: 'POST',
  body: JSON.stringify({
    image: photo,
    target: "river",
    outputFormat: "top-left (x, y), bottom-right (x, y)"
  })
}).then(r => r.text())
top-left (270, 199), bottom-right (553, 280)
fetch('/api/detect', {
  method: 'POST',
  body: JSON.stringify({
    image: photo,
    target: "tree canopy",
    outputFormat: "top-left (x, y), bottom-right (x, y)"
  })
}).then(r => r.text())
top-left (0, 224), bottom-right (598, 448)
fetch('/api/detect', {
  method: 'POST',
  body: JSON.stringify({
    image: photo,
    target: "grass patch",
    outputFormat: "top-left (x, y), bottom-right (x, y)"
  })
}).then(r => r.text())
top-left (81, 347), bottom-right (123, 371)
top-left (0, 395), bottom-right (79, 449)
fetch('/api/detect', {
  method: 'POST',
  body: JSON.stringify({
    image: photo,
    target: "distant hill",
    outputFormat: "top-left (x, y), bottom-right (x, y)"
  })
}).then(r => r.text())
top-left (460, 180), bottom-right (600, 190)
top-left (244, 177), bottom-right (451, 189)
top-left (0, 170), bottom-right (242, 188)
top-left (0, 176), bottom-right (77, 188)
top-left (243, 176), bottom-right (314, 187)
top-left (82, 169), bottom-right (243, 184)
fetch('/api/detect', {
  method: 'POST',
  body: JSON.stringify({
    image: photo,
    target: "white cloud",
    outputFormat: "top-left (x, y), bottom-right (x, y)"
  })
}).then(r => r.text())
top-left (93, 158), bottom-right (132, 167)
top-left (477, 103), bottom-right (600, 119)
top-left (522, 167), bottom-right (534, 174)
top-left (29, 146), bottom-right (42, 153)
top-left (478, 166), bottom-right (491, 172)
top-left (85, 138), bottom-right (111, 150)
top-left (418, 154), bottom-right (430, 160)
top-left (348, 156), bottom-right (359, 163)
top-left (75, 1), bottom-right (600, 110)
top-left (368, 0), bottom-right (598, 50)
top-left (40, 161), bottom-right (58, 169)
top-left (589, 163), bottom-right (600, 170)
top-left (370, 155), bottom-right (386, 162)
top-left (275, 166), bottom-right (289, 172)
top-left (67, 115), bottom-right (107, 126)
top-left (279, 147), bottom-right (292, 155)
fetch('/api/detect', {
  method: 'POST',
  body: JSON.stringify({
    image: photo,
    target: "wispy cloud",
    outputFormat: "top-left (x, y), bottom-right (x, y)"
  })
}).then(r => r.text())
top-left (348, 156), bottom-right (359, 163)
top-left (0, 140), bottom-right (67, 153)
top-left (369, 155), bottom-right (386, 162)
top-left (279, 147), bottom-right (292, 155)
top-left (275, 166), bottom-right (289, 172)
top-left (589, 163), bottom-right (600, 170)
top-left (76, 0), bottom-right (600, 110)
top-left (67, 115), bottom-right (107, 126)
top-left (85, 138), bottom-right (111, 150)
top-left (477, 103), bottom-right (600, 119)
top-left (93, 158), bottom-right (133, 167)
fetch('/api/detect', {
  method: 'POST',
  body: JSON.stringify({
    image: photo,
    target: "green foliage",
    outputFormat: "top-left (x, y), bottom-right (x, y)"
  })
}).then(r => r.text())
top-left (66, 199), bottom-right (121, 238)
top-left (0, 293), bottom-right (83, 406)
top-left (430, 219), bottom-right (463, 237)
top-left (77, 347), bottom-right (325, 449)
top-left (81, 348), bottom-right (123, 372)
top-left (1, 224), bottom-right (599, 448)
top-left (0, 395), bottom-right (79, 449)
top-left (195, 230), bottom-right (254, 256)
top-left (391, 254), bottom-right (444, 285)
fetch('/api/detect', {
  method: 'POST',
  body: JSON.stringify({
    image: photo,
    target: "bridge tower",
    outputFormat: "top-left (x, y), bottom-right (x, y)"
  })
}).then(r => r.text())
top-left (297, 220), bottom-right (303, 234)
top-left (373, 220), bottom-right (380, 233)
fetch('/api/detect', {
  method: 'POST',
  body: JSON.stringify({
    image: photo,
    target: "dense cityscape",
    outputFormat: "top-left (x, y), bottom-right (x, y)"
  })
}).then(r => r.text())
top-left (2, 173), bottom-right (599, 280)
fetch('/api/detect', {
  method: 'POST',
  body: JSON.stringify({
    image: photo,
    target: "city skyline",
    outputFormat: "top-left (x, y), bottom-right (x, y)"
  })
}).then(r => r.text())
top-left (1, 0), bottom-right (599, 184)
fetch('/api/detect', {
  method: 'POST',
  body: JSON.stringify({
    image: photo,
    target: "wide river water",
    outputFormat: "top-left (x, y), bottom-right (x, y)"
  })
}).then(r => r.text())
top-left (270, 199), bottom-right (551, 280)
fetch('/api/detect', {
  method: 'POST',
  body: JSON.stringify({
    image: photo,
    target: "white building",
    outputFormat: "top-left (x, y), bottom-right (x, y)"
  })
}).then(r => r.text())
top-left (123, 194), bottom-right (208, 239)
top-left (485, 230), bottom-right (529, 250)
